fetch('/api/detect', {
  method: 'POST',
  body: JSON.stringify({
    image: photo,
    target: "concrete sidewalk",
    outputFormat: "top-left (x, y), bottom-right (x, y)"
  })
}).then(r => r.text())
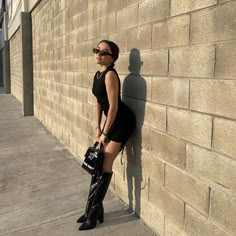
top-left (0, 94), bottom-right (155, 236)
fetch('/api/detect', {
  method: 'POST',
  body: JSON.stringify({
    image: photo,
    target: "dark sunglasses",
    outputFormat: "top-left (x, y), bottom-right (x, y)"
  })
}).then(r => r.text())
top-left (92, 48), bottom-right (113, 57)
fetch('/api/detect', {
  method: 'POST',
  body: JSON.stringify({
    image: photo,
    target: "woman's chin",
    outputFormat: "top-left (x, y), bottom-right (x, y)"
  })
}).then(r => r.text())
top-left (95, 59), bottom-right (101, 64)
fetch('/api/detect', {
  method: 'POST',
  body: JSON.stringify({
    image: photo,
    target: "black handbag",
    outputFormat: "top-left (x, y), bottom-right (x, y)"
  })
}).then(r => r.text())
top-left (82, 142), bottom-right (104, 175)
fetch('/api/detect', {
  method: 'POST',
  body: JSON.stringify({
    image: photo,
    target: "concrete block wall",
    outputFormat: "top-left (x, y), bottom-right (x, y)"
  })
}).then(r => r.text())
top-left (30, 0), bottom-right (236, 235)
top-left (9, 29), bottom-right (22, 103)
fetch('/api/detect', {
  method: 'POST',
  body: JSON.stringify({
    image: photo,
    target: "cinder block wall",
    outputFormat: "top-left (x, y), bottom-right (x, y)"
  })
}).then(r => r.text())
top-left (31, 0), bottom-right (236, 235)
top-left (9, 29), bottom-right (22, 103)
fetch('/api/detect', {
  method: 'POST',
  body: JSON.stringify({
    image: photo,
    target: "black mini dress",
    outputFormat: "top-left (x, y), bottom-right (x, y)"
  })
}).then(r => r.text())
top-left (92, 66), bottom-right (136, 147)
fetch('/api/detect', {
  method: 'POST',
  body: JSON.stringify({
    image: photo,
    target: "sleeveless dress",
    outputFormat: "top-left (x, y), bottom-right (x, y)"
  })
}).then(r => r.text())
top-left (92, 66), bottom-right (136, 147)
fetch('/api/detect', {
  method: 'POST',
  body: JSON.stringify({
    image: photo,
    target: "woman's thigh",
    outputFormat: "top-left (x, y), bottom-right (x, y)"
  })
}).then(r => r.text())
top-left (102, 141), bottom-right (121, 172)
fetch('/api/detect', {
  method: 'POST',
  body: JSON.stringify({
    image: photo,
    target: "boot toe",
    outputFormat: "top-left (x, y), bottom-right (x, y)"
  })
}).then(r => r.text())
top-left (79, 222), bottom-right (95, 231)
top-left (76, 214), bottom-right (87, 223)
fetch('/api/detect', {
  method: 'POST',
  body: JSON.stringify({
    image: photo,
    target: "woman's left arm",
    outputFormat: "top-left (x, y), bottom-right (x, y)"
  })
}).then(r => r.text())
top-left (100, 71), bottom-right (118, 144)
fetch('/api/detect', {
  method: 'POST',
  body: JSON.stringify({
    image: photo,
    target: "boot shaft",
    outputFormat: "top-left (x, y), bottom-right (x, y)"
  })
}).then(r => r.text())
top-left (92, 172), bottom-right (113, 207)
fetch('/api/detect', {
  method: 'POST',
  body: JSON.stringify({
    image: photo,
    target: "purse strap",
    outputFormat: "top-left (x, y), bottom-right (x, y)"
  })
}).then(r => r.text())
top-left (94, 142), bottom-right (104, 151)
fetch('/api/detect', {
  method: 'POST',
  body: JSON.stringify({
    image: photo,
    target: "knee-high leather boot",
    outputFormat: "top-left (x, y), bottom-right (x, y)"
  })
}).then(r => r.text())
top-left (79, 172), bottom-right (113, 231)
top-left (77, 174), bottom-right (100, 223)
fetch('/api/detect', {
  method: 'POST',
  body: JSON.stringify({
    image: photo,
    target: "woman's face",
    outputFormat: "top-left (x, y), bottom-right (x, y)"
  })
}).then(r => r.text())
top-left (94, 42), bottom-right (114, 66)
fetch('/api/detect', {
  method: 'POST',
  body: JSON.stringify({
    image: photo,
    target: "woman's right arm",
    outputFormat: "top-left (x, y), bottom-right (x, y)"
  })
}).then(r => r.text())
top-left (95, 102), bottom-right (102, 140)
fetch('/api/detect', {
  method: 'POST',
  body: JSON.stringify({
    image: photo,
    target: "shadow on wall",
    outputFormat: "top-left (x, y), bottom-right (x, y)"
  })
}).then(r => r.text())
top-left (122, 48), bottom-right (146, 217)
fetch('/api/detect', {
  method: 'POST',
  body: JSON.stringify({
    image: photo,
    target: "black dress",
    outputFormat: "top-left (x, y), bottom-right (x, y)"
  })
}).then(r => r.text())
top-left (92, 66), bottom-right (136, 147)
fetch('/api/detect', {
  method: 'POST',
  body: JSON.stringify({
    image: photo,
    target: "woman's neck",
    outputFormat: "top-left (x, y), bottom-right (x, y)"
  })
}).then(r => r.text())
top-left (99, 64), bottom-right (112, 72)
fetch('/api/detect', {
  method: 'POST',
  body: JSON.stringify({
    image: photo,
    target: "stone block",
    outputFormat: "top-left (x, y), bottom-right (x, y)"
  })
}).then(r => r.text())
top-left (169, 45), bottom-right (215, 78)
top-left (77, 57), bottom-right (88, 72)
top-left (191, 2), bottom-right (236, 43)
top-left (59, 0), bottom-right (66, 12)
top-left (88, 56), bottom-right (99, 73)
top-left (68, 85), bottom-right (78, 100)
top-left (152, 77), bottom-right (189, 108)
top-left (190, 79), bottom-right (236, 120)
top-left (133, 124), bottom-right (150, 151)
top-left (136, 100), bottom-right (166, 131)
top-left (150, 130), bottom-right (186, 169)
top-left (82, 103), bottom-right (95, 122)
top-left (166, 164), bottom-right (210, 215)
top-left (213, 118), bottom-right (236, 160)
top-left (65, 45), bottom-right (73, 59)
top-left (113, 153), bottom-right (125, 178)
top-left (10, 29), bottom-right (23, 104)
top-left (220, 0), bottom-right (232, 2)
top-left (65, 72), bottom-right (73, 84)
top-left (186, 144), bottom-right (236, 192)
top-left (211, 189), bottom-right (236, 235)
top-left (165, 218), bottom-right (187, 236)
top-left (117, 4), bottom-right (139, 31)
top-left (107, 0), bottom-right (127, 14)
top-left (77, 11), bottom-right (88, 28)
top-left (185, 206), bottom-right (231, 236)
top-left (124, 74), bottom-right (152, 101)
top-left (149, 185), bottom-right (185, 227)
top-left (88, 21), bottom-right (99, 40)
top-left (72, 14), bottom-right (80, 30)
top-left (93, 0), bottom-right (108, 20)
top-left (127, 0), bottom-right (141, 5)
top-left (74, 0), bottom-right (88, 13)
top-left (168, 108), bottom-right (212, 148)
top-left (140, 50), bottom-right (168, 76)
top-left (114, 174), bottom-right (129, 203)
top-left (100, 13), bottom-right (116, 36)
top-left (153, 15), bottom-right (190, 48)
top-left (115, 53), bottom-right (130, 75)
top-left (84, 72), bottom-right (94, 89)
top-left (140, 198), bottom-right (165, 236)
top-left (73, 72), bottom-right (83, 87)
top-left (77, 87), bottom-right (88, 103)
top-left (171, 0), bottom-right (217, 16)
top-left (140, 149), bottom-right (165, 187)
top-left (109, 31), bottom-right (127, 53)
top-left (127, 25), bottom-right (152, 51)
top-left (139, 0), bottom-right (169, 25)
top-left (73, 42), bottom-right (90, 58)
top-left (215, 42), bottom-right (236, 79)
top-left (87, 89), bottom-right (97, 105)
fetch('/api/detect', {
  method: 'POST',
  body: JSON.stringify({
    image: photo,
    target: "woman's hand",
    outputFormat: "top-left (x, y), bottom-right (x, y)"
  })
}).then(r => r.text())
top-left (99, 133), bottom-right (108, 147)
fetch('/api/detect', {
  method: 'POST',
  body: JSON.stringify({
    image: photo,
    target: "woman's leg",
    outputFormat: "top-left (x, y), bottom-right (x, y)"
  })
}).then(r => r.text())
top-left (79, 141), bottom-right (121, 231)
top-left (102, 141), bottom-right (121, 173)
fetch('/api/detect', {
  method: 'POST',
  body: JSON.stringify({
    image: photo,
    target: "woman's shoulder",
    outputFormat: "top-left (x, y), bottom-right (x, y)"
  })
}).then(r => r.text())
top-left (105, 67), bottom-right (118, 77)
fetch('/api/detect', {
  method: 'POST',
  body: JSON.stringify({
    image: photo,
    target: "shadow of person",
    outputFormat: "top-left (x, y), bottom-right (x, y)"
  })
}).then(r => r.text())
top-left (122, 48), bottom-right (146, 218)
top-left (96, 209), bottom-right (137, 228)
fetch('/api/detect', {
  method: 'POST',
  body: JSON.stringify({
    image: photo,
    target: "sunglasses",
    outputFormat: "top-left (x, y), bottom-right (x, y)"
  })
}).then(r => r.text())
top-left (93, 48), bottom-right (113, 57)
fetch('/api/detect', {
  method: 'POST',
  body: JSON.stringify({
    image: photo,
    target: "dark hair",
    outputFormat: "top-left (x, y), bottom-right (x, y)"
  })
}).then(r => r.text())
top-left (97, 40), bottom-right (119, 66)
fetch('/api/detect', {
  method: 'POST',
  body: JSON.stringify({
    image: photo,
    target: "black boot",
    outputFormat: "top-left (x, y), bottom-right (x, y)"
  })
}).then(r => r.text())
top-left (77, 174), bottom-right (100, 223)
top-left (79, 172), bottom-right (113, 231)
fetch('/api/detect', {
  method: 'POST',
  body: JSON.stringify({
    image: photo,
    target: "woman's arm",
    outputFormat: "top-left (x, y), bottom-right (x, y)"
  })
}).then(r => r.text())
top-left (102, 71), bottom-right (118, 136)
top-left (95, 101), bottom-right (102, 140)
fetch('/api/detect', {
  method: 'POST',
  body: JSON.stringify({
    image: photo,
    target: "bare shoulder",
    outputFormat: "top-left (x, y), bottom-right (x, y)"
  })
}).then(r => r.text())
top-left (105, 70), bottom-right (118, 85)
top-left (105, 70), bottom-right (117, 79)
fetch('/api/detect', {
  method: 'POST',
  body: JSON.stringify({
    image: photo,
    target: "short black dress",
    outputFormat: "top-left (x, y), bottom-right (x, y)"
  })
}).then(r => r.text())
top-left (92, 66), bottom-right (136, 147)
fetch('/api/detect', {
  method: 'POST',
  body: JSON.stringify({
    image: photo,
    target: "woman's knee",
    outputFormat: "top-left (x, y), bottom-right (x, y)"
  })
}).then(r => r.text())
top-left (102, 155), bottom-right (114, 172)
top-left (102, 141), bottom-right (121, 172)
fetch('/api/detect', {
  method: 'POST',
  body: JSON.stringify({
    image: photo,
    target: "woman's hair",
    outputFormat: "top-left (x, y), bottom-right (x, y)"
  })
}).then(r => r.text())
top-left (98, 40), bottom-right (119, 66)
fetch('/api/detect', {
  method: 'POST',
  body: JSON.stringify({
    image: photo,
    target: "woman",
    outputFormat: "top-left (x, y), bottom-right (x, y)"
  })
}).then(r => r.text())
top-left (77, 40), bottom-right (136, 230)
